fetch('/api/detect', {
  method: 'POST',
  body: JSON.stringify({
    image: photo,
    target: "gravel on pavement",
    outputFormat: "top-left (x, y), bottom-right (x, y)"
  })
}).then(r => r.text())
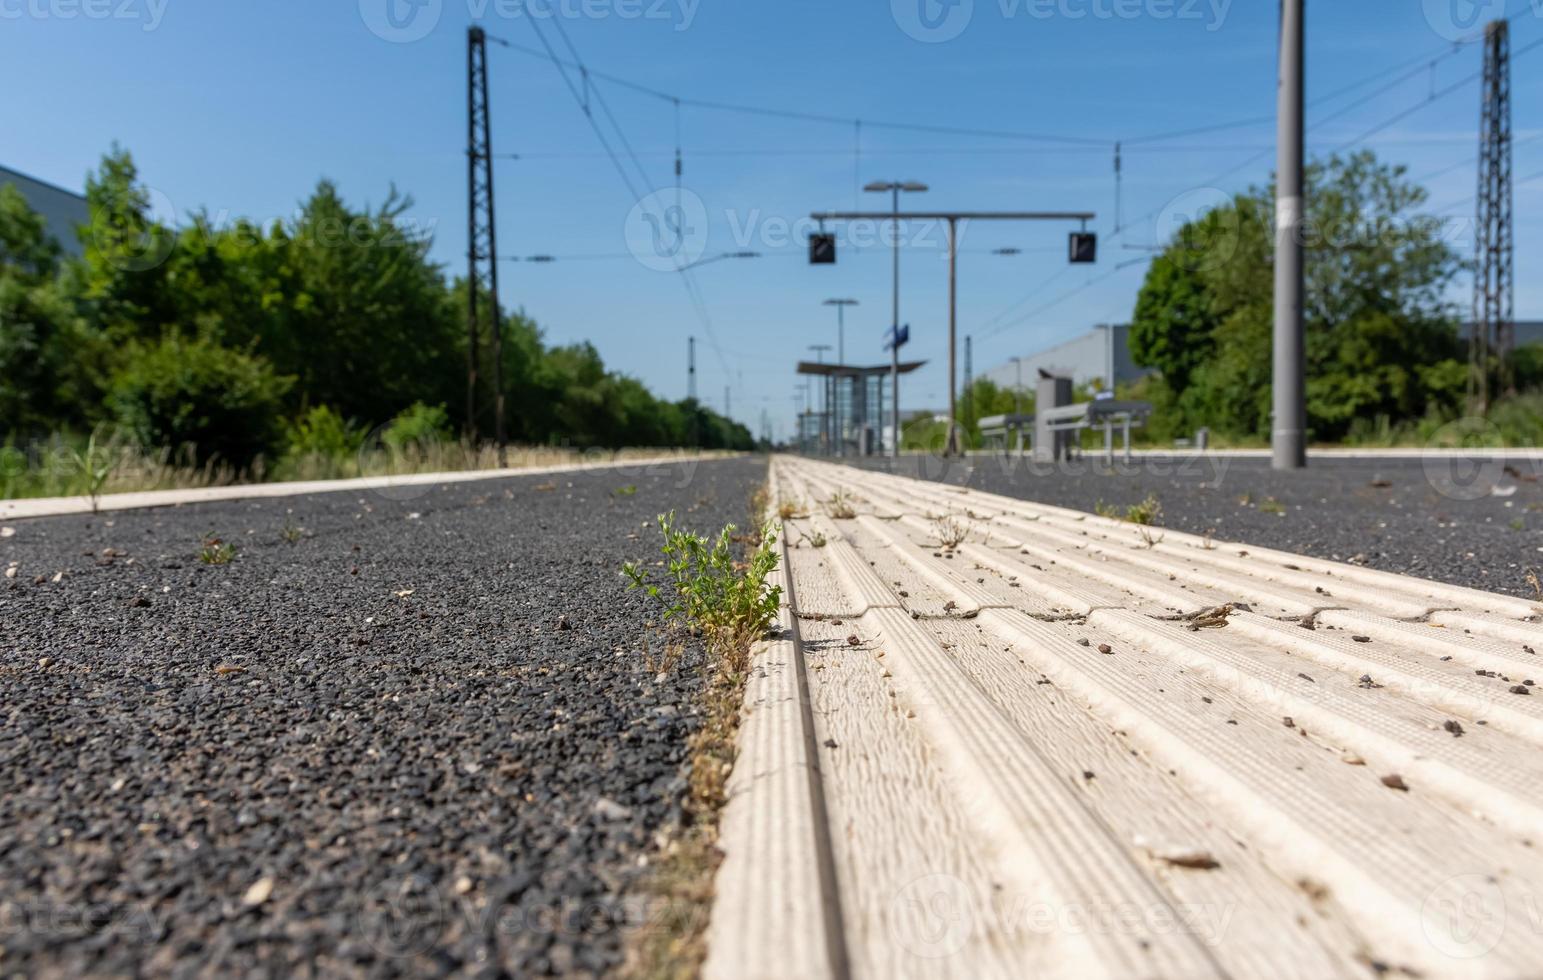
top-left (0, 456), bottom-right (767, 977)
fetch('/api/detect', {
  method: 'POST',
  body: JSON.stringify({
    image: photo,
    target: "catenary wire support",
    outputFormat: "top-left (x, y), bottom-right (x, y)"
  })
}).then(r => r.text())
top-left (468, 26), bottom-right (508, 455)
top-left (1472, 18), bottom-right (1514, 412)
top-left (674, 97), bottom-right (683, 212)
top-left (1113, 141), bottom-right (1122, 235)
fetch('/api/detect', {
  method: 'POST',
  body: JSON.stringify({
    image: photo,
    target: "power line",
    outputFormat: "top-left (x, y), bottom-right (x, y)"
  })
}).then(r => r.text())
top-left (979, 266), bottom-right (1073, 332)
top-left (492, 135), bottom-right (1501, 162)
top-left (1111, 30), bottom-right (1540, 246)
top-left (1328, 34), bottom-right (1543, 154)
top-left (1433, 163), bottom-right (1543, 214)
top-left (981, 11), bottom-right (1536, 358)
top-left (980, 257), bottom-right (1152, 342)
top-left (1413, 130), bottom-right (1543, 186)
top-left (492, 34), bottom-right (1316, 150)
top-left (506, 21), bottom-right (738, 380)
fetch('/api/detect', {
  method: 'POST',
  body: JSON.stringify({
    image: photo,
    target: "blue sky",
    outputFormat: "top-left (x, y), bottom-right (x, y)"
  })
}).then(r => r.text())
top-left (5, 0), bottom-right (1542, 438)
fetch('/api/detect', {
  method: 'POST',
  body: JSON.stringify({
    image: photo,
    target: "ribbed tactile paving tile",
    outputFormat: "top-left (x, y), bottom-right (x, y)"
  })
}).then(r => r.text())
top-left (707, 457), bottom-right (1543, 980)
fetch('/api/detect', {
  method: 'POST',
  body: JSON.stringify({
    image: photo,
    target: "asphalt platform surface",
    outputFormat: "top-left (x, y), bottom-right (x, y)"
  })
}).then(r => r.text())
top-left (0, 455), bottom-right (767, 977)
top-left (841, 452), bottom-right (1543, 600)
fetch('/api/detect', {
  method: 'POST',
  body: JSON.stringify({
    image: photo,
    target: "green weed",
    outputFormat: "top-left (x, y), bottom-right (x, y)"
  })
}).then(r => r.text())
top-left (623, 512), bottom-right (782, 664)
top-left (1098, 495), bottom-right (1163, 526)
top-left (198, 535), bottom-right (237, 565)
top-left (932, 512), bottom-right (972, 549)
top-left (827, 491), bottom-right (857, 520)
top-left (68, 429), bottom-right (118, 514)
top-left (1125, 495), bottom-right (1163, 526)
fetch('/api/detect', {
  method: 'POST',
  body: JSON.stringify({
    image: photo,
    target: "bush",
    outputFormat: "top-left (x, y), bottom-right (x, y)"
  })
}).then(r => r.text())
top-left (382, 401), bottom-right (451, 453)
top-left (1488, 392), bottom-right (1543, 446)
top-left (108, 332), bottom-right (293, 468)
top-left (284, 405), bottom-right (362, 458)
top-left (1514, 344), bottom-right (1543, 392)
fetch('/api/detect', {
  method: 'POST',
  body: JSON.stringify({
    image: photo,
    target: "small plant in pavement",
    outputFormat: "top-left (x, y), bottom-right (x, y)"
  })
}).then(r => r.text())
top-left (279, 516), bottom-right (304, 545)
top-left (1259, 497), bottom-right (1287, 516)
top-left (69, 429), bottom-right (118, 515)
top-left (1097, 495), bottom-right (1163, 526)
top-left (827, 491), bottom-right (857, 520)
top-left (1125, 495), bottom-right (1162, 526)
top-left (777, 499), bottom-right (807, 520)
top-left (623, 511), bottom-right (782, 663)
top-left (932, 512), bottom-right (971, 549)
top-left (198, 534), bottom-right (237, 565)
top-left (614, 484), bottom-right (638, 498)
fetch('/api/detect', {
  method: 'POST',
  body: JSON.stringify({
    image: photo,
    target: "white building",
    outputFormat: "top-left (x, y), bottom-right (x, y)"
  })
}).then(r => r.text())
top-left (982, 324), bottom-right (1151, 393)
top-left (1, 163), bottom-right (91, 257)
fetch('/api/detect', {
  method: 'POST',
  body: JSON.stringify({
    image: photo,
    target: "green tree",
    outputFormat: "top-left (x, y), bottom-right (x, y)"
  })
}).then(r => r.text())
top-left (1129, 152), bottom-right (1463, 440)
top-left (0, 185), bottom-right (79, 435)
top-left (108, 331), bottom-right (293, 467)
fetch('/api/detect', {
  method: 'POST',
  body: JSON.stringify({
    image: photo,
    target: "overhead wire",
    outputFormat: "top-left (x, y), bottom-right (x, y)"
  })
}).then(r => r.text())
top-left (492, 8), bottom-right (1535, 385)
top-left (490, 27), bottom-right (743, 389)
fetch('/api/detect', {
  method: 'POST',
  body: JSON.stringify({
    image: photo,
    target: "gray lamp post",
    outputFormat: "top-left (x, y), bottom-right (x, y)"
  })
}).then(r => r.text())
top-left (864, 181), bottom-right (928, 456)
top-left (823, 298), bottom-right (859, 457)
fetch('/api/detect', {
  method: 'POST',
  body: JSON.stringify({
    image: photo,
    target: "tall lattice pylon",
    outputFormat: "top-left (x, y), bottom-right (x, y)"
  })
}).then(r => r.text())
top-left (1472, 18), bottom-right (1514, 412)
top-left (467, 26), bottom-right (507, 450)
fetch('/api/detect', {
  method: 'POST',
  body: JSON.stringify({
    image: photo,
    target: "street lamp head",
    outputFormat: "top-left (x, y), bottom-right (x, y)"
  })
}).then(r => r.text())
top-left (864, 180), bottom-right (930, 193)
top-left (993, 247), bottom-right (1022, 256)
top-left (823, 298), bottom-right (860, 307)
